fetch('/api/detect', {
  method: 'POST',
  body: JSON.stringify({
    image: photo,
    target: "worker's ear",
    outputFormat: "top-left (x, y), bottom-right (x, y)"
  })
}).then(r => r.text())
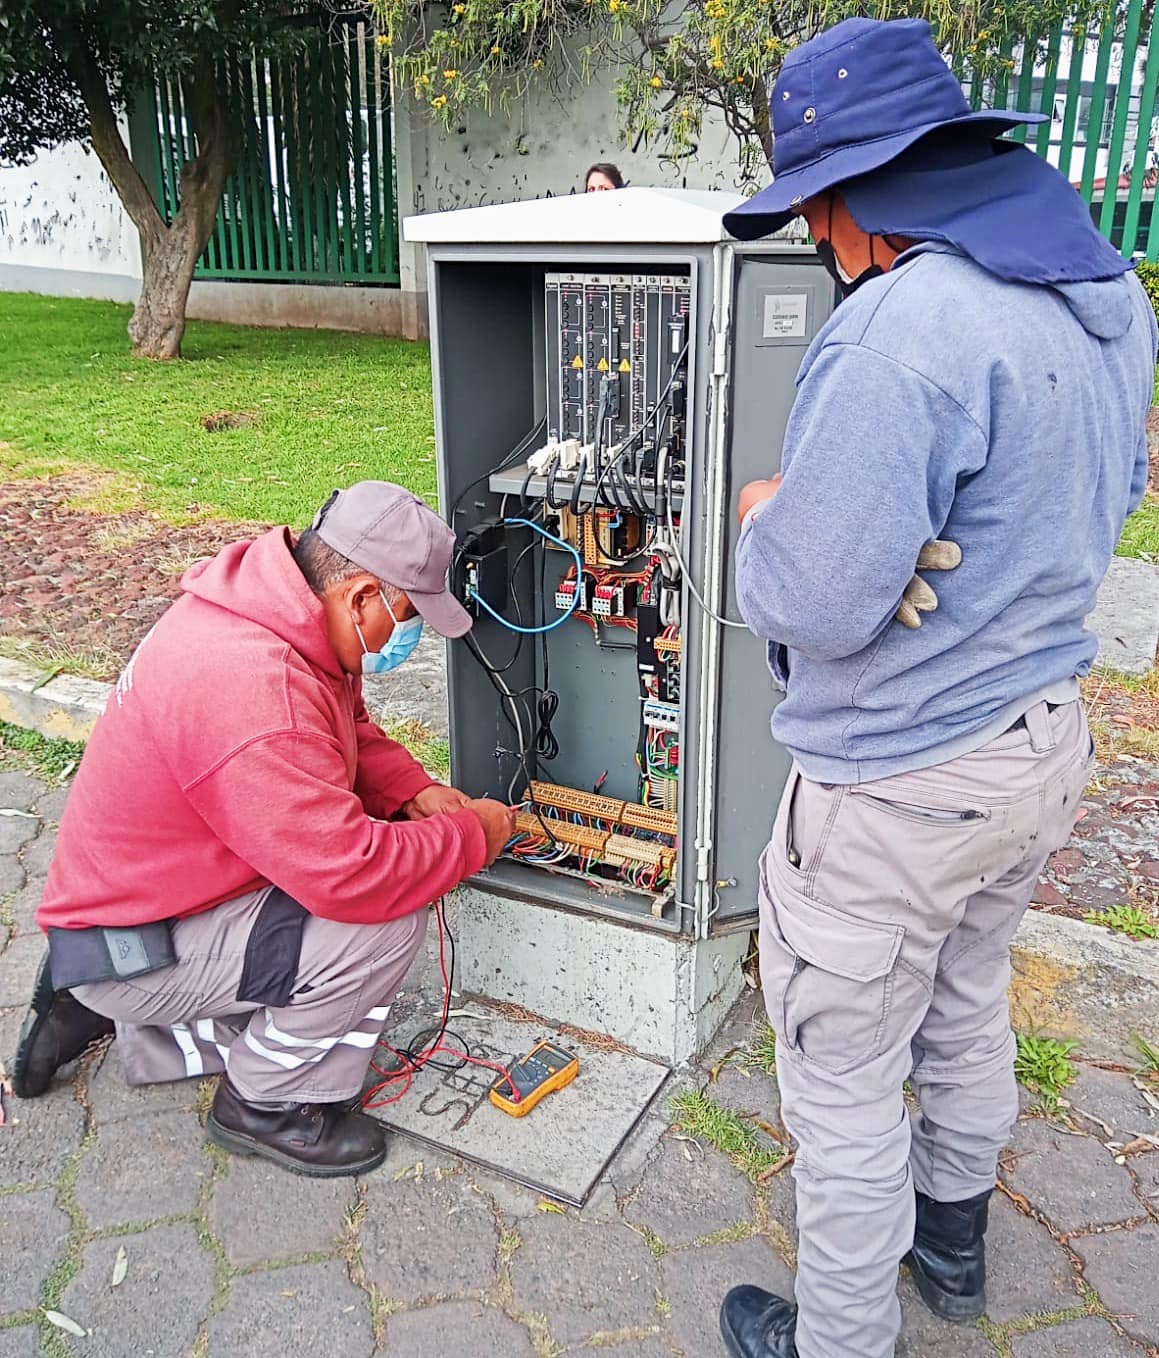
top-left (341, 574), bottom-right (383, 623)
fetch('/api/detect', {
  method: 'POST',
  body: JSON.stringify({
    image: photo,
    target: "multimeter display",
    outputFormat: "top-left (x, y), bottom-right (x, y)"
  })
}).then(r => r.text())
top-left (490, 1040), bottom-right (579, 1117)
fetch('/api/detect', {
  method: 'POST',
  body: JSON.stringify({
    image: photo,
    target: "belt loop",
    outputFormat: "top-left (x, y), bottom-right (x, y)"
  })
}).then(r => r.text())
top-left (1025, 701), bottom-right (1056, 754)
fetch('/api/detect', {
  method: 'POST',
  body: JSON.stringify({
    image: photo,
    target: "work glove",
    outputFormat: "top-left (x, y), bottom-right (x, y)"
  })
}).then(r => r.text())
top-left (895, 540), bottom-right (963, 630)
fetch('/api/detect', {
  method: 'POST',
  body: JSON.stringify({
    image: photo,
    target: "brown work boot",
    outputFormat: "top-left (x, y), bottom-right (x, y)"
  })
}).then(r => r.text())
top-left (13, 952), bottom-right (115, 1099)
top-left (205, 1079), bottom-right (389, 1177)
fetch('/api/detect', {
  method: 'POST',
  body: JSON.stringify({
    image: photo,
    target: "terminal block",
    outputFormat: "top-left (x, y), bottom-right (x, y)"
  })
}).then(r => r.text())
top-left (604, 834), bottom-right (676, 874)
top-left (620, 803), bottom-right (679, 840)
top-left (513, 812), bottom-right (609, 855)
top-left (529, 782), bottom-right (625, 823)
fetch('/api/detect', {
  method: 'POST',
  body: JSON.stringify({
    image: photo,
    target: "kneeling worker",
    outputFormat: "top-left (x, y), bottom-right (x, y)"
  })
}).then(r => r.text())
top-left (13, 482), bottom-right (514, 1177)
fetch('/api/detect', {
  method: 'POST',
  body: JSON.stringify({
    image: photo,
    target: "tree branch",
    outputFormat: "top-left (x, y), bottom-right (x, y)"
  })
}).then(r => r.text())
top-left (49, 13), bottom-right (165, 249)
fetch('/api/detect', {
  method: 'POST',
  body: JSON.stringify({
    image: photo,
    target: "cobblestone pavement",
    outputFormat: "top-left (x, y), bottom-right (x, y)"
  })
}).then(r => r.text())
top-left (3, 767), bottom-right (1159, 1358)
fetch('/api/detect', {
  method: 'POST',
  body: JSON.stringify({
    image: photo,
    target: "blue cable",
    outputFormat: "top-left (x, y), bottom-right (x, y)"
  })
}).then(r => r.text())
top-left (467, 517), bottom-right (583, 634)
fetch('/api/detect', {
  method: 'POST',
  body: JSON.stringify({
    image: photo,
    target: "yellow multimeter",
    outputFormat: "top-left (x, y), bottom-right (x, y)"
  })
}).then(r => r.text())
top-left (489, 1040), bottom-right (579, 1117)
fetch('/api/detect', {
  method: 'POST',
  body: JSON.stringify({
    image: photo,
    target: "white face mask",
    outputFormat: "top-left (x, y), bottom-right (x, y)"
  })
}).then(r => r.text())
top-left (353, 591), bottom-right (423, 675)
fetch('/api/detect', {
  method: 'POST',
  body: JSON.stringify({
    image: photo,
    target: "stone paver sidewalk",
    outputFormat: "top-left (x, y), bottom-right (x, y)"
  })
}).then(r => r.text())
top-left (3, 766), bottom-right (1159, 1358)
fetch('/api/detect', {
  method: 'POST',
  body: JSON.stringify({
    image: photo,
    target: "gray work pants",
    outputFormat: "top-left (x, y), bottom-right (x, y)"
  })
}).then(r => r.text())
top-left (75, 889), bottom-right (427, 1104)
top-left (758, 700), bottom-right (1092, 1358)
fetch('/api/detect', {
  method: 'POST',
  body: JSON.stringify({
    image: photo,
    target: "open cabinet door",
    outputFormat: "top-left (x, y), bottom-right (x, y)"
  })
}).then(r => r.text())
top-left (708, 249), bottom-right (835, 933)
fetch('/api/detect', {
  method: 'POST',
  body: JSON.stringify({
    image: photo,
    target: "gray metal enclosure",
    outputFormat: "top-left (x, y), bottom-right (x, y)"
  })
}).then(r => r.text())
top-left (408, 192), bottom-right (834, 1057)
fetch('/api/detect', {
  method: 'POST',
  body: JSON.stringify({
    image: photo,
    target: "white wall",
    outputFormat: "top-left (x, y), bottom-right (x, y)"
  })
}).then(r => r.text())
top-left (392, 66), bottom-right (748, 332)
top-left (401, 69), bottom-right (745, 216)
top-left (0, 74), bottom-right (748, 330)
top-left (0, 132), bottom-right (141, 300)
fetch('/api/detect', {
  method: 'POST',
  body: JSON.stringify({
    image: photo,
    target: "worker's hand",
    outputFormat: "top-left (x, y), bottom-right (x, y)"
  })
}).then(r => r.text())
top-left (466, 797), bottom-right (518, 866)
top-left (401, 783), bottom-right (472, 820)
top-left (737, 475), bottom-right (783, 528)
top-left (895, 539), bottom-right (963, 630)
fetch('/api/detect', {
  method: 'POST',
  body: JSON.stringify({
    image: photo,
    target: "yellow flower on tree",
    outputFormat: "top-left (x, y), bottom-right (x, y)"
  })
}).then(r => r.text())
top-left (452, 2), bottom-right (466, 11)
top-left (432, 94), bottom-right (449, 108)
top-left (376, 33), bottom-right (389, 47)
top-left (710, 57), bottom-right (724, 70)
top-left (650, 74), bottom-right (663, 87)
top-left (491, 44), bottom-right (502, 54)
top-left (443, 68), bottom-right (459, 79)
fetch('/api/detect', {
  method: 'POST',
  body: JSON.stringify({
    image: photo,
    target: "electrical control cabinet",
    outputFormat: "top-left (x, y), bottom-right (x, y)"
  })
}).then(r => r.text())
top-left (406, 190), bottom-right (833, 994)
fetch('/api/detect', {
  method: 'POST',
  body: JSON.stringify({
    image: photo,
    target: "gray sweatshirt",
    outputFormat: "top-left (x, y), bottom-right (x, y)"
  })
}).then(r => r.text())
top-left (735, 242), bottom-right (1156, 783)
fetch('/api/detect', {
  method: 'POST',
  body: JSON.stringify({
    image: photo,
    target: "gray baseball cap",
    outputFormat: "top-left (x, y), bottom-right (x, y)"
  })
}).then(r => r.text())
top-left (312, 481), bottom-right (472, 638)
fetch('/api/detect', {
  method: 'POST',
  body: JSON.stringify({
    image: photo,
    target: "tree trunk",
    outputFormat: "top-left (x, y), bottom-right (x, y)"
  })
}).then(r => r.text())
top-left (128, 218), bottom-right (207, 360)
top-left (52, 16), bottom-right (238, 359)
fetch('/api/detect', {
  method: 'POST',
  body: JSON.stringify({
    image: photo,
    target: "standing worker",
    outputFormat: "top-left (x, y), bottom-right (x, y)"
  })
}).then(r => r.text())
top-left (719, 17), bottom-right (1154, 1358)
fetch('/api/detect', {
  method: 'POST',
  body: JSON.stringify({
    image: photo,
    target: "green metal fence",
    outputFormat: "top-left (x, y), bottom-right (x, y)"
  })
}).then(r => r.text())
top-left (135, 9), bottom-right (1158, 279)
top-left (966, 0), bottom-right (1159, 260)
top-left (139, 18), bottom-right (398, 285)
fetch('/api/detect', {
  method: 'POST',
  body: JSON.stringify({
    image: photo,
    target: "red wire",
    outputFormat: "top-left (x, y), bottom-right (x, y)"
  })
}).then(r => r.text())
top-left (361, 903), bottom-right (519, 1109)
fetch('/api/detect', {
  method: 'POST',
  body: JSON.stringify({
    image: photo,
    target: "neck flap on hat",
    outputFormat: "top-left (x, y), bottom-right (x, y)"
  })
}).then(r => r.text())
top-left (840, 134), bottom-right (1131, 286)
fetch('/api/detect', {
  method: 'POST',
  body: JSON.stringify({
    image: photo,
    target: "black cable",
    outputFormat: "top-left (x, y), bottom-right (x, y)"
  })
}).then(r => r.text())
top-left (546, 456), bottom-right (565, 510)
top-left (462, 631), bottom-right (559, 844)
top-left (448, 416), bottom-right (546, 531)
top-left (534, 543), bottom-right (560, 762)
top-left (534, 689), bottom-right (560, 760)
top-left (591, 413), bottom-right (663, 510)
top-left (519, 462), bottom-right (537, 516)
top-left (568, 450), bottom-right (587, 517)
top-left (618, 442), bottom-right (649, 517)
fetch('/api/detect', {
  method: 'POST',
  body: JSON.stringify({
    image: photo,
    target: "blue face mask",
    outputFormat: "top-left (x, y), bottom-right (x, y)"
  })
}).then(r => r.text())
top-left (356, 591), bottom-right (423, 675)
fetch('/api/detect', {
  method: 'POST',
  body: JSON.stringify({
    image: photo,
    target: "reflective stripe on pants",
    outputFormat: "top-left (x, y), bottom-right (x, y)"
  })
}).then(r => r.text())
top-left (74, 889), bottom-right (428, 1103)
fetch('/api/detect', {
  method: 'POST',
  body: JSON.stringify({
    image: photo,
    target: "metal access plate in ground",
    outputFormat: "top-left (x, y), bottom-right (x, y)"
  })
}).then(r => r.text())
top-left (365, 1011), bottom-right (670, 1207)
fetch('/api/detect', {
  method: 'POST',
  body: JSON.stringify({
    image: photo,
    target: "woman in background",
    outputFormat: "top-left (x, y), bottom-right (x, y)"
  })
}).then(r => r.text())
top-left (585, 163), bottom-right (624, 192)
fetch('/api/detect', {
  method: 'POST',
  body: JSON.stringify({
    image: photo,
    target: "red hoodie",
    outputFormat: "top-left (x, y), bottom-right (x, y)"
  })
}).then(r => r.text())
top-left (37, 528), bottom-right (486, 931)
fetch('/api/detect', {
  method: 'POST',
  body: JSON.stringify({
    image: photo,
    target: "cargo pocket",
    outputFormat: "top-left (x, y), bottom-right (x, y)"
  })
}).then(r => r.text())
top-left (764, 869), bottom-right (903, 1076)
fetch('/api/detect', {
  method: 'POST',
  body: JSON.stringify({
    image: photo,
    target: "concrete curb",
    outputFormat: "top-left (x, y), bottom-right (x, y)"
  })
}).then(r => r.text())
top-left (1009, 910), bottom-right (1159, 1063)
top-left (0, 656), bottom-right (111, 742)
top-left (1090, 556), bottom-right (1159, 676)
top-left (1, 654), bottom-right (1155, 1060)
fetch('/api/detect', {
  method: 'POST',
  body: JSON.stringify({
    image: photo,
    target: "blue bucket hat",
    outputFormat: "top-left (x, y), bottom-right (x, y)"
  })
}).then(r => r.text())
top-left (723, 17), bottom-right (1046, 240)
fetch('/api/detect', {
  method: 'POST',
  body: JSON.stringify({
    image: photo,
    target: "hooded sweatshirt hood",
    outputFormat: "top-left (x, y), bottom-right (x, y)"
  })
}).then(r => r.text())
top-left (1052, 275), bottom-right (1136, 341)
top-left (181, 526), bottom-right (342, 679)
top-left (39, 527), bottom-right (486, 934)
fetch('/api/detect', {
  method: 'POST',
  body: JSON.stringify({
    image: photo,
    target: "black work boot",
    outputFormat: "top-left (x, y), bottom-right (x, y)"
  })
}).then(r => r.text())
top-left (904, 1188), bottom-right (991, 1321)
top-left (205, 1079), bottom-right (389, 1178)
top-left (720, 1286), bottom-right (799, 1357)
top-left (12, 952), bottom-right (115, 1099)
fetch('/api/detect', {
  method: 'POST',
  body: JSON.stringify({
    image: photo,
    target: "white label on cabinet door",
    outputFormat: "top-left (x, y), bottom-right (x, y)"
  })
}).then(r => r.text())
top-left (762, 292), bottom-right (808, 340)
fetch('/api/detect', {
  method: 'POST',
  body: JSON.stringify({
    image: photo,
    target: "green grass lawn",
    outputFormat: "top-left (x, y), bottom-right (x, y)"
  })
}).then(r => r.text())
top-left (0, 292), bottom-right (435, 526)
top-left (0, 292), bottom-right (1155, 560)
top-left (1119, 497), bottom-right (1159, 561)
